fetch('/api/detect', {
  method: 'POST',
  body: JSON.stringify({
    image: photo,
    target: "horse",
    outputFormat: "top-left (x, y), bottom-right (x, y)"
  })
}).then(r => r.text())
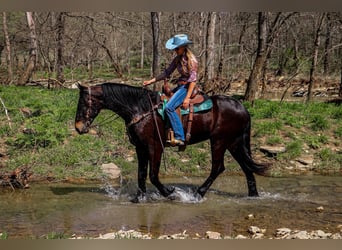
top-left (75, 82), bottom-right (269, 202)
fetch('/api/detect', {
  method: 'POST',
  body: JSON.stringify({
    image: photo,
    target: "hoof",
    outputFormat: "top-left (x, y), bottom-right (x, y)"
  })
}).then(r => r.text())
top-left (130, 196), bottom-right (140, 203)
top-left (248, 191), bottom-right (259, 197)
top-left (162, 186), bottom-right (175, 198)
top-left (130, 192), bottom-right (146, 203)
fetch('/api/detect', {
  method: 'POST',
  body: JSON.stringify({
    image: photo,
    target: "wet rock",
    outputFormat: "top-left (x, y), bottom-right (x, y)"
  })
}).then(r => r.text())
top-left (101, 163), bottom-right (121, 179)
top-left (205, 231), bottom-right (221, 239)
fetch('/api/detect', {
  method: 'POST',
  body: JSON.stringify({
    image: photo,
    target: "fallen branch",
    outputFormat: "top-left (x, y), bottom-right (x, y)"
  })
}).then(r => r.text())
top-left (0, 167), bottom-right (31, 190)
top-left (0, 95), bottom-right (12, 129)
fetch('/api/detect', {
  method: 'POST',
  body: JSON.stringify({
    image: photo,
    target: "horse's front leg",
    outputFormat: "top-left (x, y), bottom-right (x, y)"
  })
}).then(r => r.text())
top-left (131, 146), bottom-right (149, 203)
top-left (148, 145), bottom-right (174, 198)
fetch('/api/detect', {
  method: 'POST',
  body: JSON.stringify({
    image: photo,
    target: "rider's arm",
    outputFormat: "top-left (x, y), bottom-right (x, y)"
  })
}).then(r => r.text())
top-left (143, 56), bottom-right (179, 86)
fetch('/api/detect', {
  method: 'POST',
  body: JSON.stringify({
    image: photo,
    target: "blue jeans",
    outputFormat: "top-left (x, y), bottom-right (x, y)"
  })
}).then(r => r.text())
top-left (165, 85), bottom-right (187, 141)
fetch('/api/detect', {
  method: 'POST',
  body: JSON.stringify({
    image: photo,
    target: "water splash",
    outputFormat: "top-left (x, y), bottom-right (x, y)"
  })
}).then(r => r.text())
top-left (169, 187), bottom-right (206, 204)
top-left (102, 182), bottom-right (121, 200)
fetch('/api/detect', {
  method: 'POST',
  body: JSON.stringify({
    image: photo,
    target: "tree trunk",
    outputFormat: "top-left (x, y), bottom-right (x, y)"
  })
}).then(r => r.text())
top-left (204, 12), bottom-right (217, 91)
top-left (18, 12), bottom-right (38, 85)
top-left (216, 13), bottom-right (224, 78)
top-left (199, 12), bottom-right (208, 82)
top-left (140, 14), bottom-right (144, 69)
top-left (244, 12), bottom-right (267, 102)
top-left (339, 63), bottom-right (342, 98)
top-left (56, 12), bottom-right (65, 83)
top-left (2, 12), bottom-right (13, 84)
top-left (323, 13), bottom-right (331, 76)
top-left (151, 12), bottom-right (161, 91)
top-left (307, 13), bottom-right (325, 103)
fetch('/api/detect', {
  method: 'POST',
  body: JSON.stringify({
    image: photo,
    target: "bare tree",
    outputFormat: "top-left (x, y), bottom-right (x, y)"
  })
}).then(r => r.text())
top-left (18, 12), bottom-right (38, 85)
top-left (2, 12), bottom-right (13, 84)
top-left (244, 12), bottom-right (267, 102)
top-left (151, 12), bottom-right (161, 79)
top-left (203, 12), bottom-right (217, 91)
top-left (307, 13), bottom-right (326, 103)
top-left (56, 12), bottom-right (65, 83)
top-left (244, 12), bottom-right (296, 102)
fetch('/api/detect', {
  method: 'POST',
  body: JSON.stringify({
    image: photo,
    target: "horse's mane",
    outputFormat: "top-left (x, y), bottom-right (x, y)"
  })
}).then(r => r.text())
top-left (101, 82), bottom-right (157, 115)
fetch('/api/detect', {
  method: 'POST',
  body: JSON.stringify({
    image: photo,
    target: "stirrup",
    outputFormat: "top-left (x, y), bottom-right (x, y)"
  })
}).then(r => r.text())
top-left (166, 139), bottom-right (184, 147)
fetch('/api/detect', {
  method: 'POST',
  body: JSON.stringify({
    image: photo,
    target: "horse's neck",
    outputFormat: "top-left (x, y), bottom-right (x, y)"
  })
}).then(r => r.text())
top-left (103, 84), bottom-right (149, 123)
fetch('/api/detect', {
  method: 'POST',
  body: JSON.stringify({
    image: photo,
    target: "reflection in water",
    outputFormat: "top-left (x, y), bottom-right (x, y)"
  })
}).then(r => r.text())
top-left (0, 175), bottom-right (341, 238)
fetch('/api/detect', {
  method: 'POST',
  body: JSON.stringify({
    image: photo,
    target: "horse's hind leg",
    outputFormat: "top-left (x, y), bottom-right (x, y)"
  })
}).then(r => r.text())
top-left (197, 140), bottom-right (226, 197)
top-left (228, 138), bottom-right (259, 197)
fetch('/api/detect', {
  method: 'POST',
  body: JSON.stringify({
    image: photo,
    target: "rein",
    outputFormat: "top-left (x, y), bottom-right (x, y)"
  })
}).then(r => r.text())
top-left (127, 93), bottom-right (168, 171)
top-left (127, 102), bottom-right (160, 127)
top-left (147, 94), bottom-right (168, 172)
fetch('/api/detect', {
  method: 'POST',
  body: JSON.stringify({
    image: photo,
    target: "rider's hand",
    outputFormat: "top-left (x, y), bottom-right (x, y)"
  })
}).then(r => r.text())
top-left (143, 80), bottom-right (152, 86)
top-left (182, 98), bottom-right (190, 109)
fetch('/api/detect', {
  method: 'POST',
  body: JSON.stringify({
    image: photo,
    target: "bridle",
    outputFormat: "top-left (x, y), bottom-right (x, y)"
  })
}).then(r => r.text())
top-left (84, 86), bottom-right (93, 128)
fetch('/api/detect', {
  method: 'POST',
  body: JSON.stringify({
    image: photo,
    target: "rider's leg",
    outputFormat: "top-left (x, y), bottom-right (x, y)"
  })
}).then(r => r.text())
top-left (165, 85), bottom-right (187, 143)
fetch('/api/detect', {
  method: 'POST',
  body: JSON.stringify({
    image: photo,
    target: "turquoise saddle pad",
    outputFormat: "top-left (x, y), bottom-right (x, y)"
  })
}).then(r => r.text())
top-left (157, 98), bottom-right (213, 120)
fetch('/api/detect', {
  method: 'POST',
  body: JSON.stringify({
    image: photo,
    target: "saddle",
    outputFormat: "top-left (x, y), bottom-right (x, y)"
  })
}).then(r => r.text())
top-left (159, 80), bottom-right (212, 150)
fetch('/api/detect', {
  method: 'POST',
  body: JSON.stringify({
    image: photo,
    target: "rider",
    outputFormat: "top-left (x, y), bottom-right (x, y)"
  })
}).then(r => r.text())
top-left (143, 34), bottom-right (198, 146)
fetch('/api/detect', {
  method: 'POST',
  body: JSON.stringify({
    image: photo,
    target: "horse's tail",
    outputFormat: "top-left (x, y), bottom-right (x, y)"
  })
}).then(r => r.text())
top-left (238, 120), bottom-right (271, 176)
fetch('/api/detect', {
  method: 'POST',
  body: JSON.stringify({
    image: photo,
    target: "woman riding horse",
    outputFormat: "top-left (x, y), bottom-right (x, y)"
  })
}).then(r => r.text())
top-left (143, 34), bottom-right (198, 146)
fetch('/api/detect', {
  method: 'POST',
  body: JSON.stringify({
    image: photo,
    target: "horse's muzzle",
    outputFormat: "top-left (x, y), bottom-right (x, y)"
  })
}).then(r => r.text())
top-left (75, 121), bottom-right (89, 134)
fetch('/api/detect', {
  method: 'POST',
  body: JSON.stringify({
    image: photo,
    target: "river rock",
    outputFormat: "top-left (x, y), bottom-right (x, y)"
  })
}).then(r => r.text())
top-left (248, 226), bottom-right (266, 234)
top-left (245, 214), bottom-right (255, 220)
top-left (260, 146), bottom-right (286, 157)
top-left (252, 233), bottom-right (264, 239)
top-left (296, 156), bottom-right (314, 165)
top-left (275, 228), bottom-right (292, 237)
top-left (101, 163), bottom-right (121, 179)
top-left (235, 234), bottom-right (248, 239)
top-left (311, 230), bottom-right (331, 239)
top-left (331, 233), bottom-right (342, 239)
top-left (286, 230), bottom-right (309, 239)
top-left (98, 230), bottom-right (152, 239)
top-left (316, 206), bottom-right (324, 212)
top-left (205, 231), bottom-right (221, 239)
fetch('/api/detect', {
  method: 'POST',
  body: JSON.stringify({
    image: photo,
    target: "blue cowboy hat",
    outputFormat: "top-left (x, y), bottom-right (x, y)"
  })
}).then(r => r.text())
top-left (165, 34), bottom-right (193, 50)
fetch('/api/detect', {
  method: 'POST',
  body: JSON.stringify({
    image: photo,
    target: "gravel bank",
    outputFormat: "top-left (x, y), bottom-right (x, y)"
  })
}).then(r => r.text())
top-left (69, 226), bottom-right (342, 239)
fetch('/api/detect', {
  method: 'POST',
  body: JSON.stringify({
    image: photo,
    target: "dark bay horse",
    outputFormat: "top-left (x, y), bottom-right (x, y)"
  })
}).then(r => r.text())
top-left (75, 82), bottom-right (269, 202)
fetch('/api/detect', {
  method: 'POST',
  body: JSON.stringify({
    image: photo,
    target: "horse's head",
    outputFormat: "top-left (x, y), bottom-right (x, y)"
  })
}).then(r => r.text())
top-left (75, 83), bottom-right (104, 134)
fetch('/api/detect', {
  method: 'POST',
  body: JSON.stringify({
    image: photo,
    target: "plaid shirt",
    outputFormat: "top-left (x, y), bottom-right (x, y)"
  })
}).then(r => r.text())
top-left (156, 53), bottom-right (198, 83)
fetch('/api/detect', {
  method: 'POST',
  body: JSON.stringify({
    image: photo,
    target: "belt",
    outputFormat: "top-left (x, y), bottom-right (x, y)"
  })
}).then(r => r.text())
top-left (178, 81), bottom-right (188, 85)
